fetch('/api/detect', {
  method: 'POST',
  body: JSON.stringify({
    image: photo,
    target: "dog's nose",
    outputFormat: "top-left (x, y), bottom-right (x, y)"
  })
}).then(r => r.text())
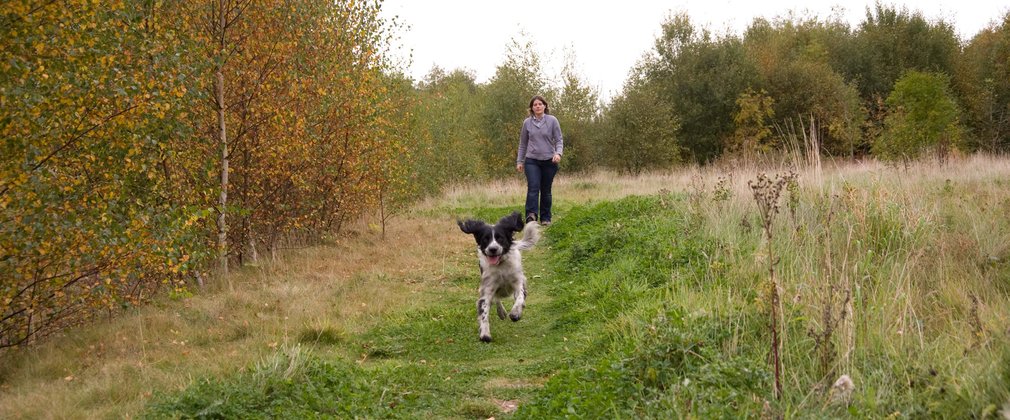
top-left (486, 245), bottom-right (502, 256)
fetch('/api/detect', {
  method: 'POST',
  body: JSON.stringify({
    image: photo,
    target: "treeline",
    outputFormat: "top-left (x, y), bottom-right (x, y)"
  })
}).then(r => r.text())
top-left (623, 6), bottom-right (1010, 167)
top-left (3, 1), bottom-right (1010, 348)
top-left (1, 0), bottom-right (414, 347)
top-left (408, 5), bottom-right (1010, 177)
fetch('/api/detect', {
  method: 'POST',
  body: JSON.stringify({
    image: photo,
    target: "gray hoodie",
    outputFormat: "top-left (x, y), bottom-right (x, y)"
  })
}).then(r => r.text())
top-left (517, 114), bottom-right (563, 164)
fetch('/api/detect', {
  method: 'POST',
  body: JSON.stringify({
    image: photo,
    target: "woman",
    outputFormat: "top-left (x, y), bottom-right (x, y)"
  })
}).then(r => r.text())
top-left (516, 95), bottom-right (563, 226)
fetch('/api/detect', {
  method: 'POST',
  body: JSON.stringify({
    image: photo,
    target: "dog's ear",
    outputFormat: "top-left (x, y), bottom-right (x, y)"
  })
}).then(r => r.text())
top-left (458, 219), bottom-right (486, 234)
top-left (498, 211), bottom-right (525, 234)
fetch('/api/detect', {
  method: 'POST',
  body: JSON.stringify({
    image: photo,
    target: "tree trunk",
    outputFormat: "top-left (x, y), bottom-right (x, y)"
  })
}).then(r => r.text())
top-left (379, 186), bottom-right (387, 240)
top-left (214, 0), bottom-right (232, 290)
top-left (216, 67), bottom-right (231, 290)
top-left (249, 237), bottom-right (259, 265)
top-left (216, 68), bottom-right (229, 273)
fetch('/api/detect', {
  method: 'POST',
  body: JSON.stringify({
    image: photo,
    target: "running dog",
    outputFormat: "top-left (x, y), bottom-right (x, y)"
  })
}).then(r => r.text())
top-left (457, 211), bottom-right (540, 342)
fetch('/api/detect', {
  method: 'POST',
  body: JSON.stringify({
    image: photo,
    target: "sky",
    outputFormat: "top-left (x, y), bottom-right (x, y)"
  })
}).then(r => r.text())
top-left (379, 1), bottom-right (1008, 100)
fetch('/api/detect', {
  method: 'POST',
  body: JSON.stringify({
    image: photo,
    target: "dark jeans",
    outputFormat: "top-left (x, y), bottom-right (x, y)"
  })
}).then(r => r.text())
top-left (523, 158), bottom-right (559, 222)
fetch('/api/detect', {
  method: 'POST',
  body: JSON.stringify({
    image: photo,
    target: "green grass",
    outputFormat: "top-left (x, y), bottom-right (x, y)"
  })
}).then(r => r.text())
top-left (144, 189), bottom-right (1010, 418)
top-left (145, 345), bottom-right (403, 418)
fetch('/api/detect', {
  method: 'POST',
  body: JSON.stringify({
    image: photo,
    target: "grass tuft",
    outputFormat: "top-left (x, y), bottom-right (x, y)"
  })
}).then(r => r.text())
top-left (296, 324), bottom-right (345, 346)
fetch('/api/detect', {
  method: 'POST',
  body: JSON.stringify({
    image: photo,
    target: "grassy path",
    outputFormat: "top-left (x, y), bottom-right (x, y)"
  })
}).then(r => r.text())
top-left (283, 196), bottom-right (710, 418)
top-left (344, 203), bottom-right (597, 418)
top-left (142, 203), bottom-right (596, 418)
top-left (354, 243), bottom-right (570, 417)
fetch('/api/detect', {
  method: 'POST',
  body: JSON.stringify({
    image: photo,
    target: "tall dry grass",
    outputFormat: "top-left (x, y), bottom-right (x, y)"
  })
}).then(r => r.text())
top-left (656, 154), bottom-right (1010, 405)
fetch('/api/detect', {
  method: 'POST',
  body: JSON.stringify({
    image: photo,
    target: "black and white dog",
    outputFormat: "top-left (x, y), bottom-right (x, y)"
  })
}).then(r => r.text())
top-left (457, 211), bottom-right (540, 342)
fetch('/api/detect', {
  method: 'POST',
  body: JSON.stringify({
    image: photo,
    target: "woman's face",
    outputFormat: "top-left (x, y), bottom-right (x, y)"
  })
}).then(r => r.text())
top-left (531, 100), bottom-right (546, 116)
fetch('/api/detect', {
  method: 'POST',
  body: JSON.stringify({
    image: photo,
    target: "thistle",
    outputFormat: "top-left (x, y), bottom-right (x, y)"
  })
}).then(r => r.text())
top-left (748, 171), bottom-right (797, 400)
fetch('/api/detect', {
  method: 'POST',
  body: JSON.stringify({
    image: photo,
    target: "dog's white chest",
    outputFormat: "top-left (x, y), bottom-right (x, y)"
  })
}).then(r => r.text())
top-left (479, 251), bottom-right (523, 292)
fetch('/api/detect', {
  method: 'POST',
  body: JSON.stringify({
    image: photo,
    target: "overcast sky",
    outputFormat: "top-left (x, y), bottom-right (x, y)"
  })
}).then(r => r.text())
top-left (379, 1), bottom-right (1008, 100)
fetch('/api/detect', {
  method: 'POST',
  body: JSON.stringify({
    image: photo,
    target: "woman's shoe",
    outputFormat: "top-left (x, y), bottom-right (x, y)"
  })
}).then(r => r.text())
top-left (526, 213), bottom-right (537, 223)
top-left (540, 220), bottom-right (551, 226)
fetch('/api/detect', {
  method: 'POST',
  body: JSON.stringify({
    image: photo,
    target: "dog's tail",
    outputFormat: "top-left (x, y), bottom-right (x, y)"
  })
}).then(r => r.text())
top-left (514, 221), bottom-right (540, 251)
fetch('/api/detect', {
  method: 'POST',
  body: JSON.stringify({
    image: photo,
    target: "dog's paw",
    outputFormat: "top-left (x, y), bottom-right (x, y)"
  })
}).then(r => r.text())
top-left (480, 335), bottom-right (492, 343)
top-left (509, 313), bottom-right (522, 322)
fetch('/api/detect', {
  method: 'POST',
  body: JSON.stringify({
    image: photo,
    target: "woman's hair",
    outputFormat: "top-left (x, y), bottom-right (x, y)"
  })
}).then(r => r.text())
top-left (528, 95), bottom-right (550, 117)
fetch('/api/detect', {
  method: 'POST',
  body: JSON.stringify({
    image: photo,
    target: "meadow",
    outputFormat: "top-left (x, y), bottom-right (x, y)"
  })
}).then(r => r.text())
top-left (1, 155), bottom-right (1008, 418)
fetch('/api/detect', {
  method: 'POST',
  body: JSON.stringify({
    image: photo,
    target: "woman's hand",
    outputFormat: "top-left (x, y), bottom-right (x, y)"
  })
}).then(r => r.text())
top-left (552, 154), bottom-right (561, 163)
top-left (516, 163), bottom-right (523, 172)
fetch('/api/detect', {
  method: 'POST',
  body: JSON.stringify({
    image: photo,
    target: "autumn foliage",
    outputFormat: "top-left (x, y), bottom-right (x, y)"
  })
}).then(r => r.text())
top-left (0, 0), bottom-right (411, 347)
